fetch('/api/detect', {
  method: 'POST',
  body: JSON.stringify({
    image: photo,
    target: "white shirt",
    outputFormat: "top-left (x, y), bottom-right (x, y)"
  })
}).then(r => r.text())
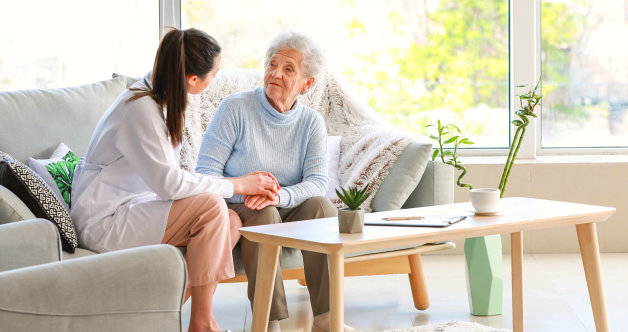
top-left (71, 75), bottom-right (233, 253)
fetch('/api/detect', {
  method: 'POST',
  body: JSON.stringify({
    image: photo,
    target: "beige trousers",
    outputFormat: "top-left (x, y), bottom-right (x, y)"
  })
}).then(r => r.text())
top-left (162, 193), bottom-right (242, 287)
top-left (229, 196), bottom-right (337, 320)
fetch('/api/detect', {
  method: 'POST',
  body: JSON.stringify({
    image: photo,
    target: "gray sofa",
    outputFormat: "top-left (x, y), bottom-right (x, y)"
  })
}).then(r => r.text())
top-left (0, 75), bottom-right (454, 328)
top-left (0, 219), bottom-right (187, 331)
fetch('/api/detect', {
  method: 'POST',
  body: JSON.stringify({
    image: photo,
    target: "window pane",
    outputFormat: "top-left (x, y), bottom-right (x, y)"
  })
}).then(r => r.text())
top-left (182, 0), bottom-right (509, 148)
top-left (0, 1), bottom-right (158, 91)
top-left (542, 0), bottom-right (628, 148)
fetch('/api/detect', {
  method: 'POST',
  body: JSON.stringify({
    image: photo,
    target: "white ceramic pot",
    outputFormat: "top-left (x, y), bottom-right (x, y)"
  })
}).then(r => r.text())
top-left (338, 208), bottom-right (365, 233)
top-left (469, 188), bottom-right (501, 214)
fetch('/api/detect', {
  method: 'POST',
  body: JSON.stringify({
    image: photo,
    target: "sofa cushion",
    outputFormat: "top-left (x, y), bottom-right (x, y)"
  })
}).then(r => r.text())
top-left (0, 76), bottom-right (128, 163)
top-left (0, 184), bottom-right (36, 224)
top-left (0, 152), bottom-right (77, 252)
top-left (370, 141), bottom-right (432, 212)
top-left (29, 143), bottom-right (79, 211)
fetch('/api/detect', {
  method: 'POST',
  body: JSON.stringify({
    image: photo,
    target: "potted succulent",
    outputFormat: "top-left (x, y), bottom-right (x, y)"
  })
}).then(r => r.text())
top-left (335, 186), bottom-right (371, 233)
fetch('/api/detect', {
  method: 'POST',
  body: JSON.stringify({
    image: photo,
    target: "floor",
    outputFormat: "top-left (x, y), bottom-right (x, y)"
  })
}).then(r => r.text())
top-left (182, 253), bottom-right (628, 331)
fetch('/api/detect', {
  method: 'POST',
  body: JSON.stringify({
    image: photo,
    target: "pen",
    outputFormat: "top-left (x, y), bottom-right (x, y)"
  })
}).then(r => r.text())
top-left (383, 216), bottom-right (424, 221)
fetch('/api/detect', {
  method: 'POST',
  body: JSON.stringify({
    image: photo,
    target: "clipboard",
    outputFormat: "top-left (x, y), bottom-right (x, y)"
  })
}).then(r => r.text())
top-left (365, 215), bottom-right (467, 228)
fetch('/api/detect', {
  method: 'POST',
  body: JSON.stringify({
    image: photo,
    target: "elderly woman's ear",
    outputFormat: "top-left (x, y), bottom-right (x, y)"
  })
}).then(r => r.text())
top-left (301, 76), bottom-right (316, 94)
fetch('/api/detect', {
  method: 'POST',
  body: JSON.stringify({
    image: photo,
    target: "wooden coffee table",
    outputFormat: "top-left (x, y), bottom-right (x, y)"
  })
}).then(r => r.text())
top-left (239, 197), bottom-right (615, 332)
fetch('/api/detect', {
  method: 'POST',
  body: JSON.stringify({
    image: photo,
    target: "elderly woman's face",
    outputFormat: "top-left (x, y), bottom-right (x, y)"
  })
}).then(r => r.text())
top-left (264, 48), bottom-right (314, 112)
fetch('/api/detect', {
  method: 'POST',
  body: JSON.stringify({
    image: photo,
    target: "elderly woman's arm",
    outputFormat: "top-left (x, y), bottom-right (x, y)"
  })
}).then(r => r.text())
top-left (276, 118), bottom-right (329, 208)
top-left (196, 100), bottom-right (237, 178)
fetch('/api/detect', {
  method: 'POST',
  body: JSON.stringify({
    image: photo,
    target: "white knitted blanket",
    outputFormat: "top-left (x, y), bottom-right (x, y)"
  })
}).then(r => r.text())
top-left (179, 69), bottom-right (418, 212)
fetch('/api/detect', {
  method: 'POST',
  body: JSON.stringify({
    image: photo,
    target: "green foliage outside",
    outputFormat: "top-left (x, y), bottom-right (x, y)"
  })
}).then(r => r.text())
top-left (182, 0), bottom-right (586, 141)
top-left (342, 0), bottom-right (584, 138)
top-left (45, 150), bottom-right (79, 207)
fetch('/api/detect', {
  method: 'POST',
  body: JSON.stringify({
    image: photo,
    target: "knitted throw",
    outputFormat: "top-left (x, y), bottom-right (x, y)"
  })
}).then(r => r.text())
top-left (179, 69), bottom-right (415, 212)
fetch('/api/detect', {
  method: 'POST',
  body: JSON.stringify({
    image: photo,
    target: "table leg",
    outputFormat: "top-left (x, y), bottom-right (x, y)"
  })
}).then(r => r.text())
top-left (511, 232), bottom-right (523, 332)
top-left (328, 252), bottom-right (344, 332)
top-left (576, 222), bottom-right (609, 332)
top-left (251, 243), bottom-right (281, 332)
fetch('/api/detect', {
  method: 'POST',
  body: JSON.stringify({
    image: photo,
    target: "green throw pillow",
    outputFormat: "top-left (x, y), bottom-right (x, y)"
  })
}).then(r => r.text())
top-left (44, 150), bottom-right (79, 208)
top-left (28, 143), bottom-right (79, 212)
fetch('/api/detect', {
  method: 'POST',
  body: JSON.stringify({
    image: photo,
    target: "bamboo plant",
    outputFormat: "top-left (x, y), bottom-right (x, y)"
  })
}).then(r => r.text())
top-left (428, 120), bottom-right (474, 190)
top-left (498, 77), bottom-right (543, 198)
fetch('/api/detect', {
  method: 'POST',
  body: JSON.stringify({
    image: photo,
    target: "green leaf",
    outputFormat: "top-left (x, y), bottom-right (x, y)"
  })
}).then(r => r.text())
top-left (336, 185), bottom-right (371, 210)
top-left (444, 136), bottom-right (458, 144)
top-left (459, 138), bottom-right (474, 145)
top-left (448, 124), bottom-right (461, 133)
top-left (431, 149), bottom-right (439, 161)
top-left (512, 120), bottom-right (523, 126)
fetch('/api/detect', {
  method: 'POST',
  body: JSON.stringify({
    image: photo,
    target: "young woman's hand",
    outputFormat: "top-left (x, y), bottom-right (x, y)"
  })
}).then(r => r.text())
top-left (228, 171), bottom-right (280, 199)
top-left (243, 194), bottom-right (280, 210)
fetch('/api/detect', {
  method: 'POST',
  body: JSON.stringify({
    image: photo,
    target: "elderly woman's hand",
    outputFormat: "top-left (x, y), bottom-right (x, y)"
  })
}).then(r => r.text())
top-left (228, 171), bottom-right (280, 199)
top-left (244, 194), bottom-right (280, 210)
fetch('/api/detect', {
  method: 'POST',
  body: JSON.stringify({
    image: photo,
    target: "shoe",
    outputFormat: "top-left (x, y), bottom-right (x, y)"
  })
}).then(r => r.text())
top-left (268, 320), bottom-right (281, 332)
top-left (311, 312), bottom-right (360, 332)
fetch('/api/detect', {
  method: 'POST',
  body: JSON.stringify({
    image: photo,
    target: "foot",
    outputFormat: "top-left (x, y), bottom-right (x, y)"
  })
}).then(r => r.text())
top-left (268, 320), bottom-right (281, 332)
top-left (312, 312), bottom-right (360, 332)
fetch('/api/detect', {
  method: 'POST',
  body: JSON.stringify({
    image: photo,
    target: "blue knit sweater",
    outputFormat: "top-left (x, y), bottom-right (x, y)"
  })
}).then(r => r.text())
top-left (196, 87), bottom-right (329, 208)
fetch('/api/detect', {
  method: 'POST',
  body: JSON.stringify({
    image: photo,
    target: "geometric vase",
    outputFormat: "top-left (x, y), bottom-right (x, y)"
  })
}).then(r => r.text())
top-left (464, 234), bottom-right (503, 316)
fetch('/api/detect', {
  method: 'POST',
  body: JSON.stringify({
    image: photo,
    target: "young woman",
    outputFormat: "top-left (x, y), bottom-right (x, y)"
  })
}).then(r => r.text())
top-left (71, 28), bottom-right (279, 332)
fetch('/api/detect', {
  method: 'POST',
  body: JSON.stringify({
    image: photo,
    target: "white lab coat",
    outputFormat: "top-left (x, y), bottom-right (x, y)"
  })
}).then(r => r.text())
top-left (71, 75), bottom-right (233, 253)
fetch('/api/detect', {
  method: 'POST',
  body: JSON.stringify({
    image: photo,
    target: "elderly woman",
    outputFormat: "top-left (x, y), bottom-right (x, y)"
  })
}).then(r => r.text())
top-left (196, 31), bottom-right (355, 332)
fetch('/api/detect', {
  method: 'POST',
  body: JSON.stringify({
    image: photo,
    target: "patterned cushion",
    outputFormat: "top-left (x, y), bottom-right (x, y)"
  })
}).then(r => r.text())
top-left (0, 151), bottom-right (77, 252)
top-left (29, 143), bottom-right (79, 211)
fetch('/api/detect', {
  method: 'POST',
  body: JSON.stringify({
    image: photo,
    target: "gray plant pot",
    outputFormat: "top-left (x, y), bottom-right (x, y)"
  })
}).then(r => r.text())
top-left (338, 208), bottom-right (365, 233)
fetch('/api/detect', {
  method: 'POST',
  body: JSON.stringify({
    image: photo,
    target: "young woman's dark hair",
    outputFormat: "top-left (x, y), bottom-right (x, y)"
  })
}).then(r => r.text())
top-left (128, 28), bottom-right (221, 146)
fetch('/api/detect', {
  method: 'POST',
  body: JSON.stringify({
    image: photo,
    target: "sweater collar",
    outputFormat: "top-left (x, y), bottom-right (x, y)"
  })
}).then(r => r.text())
top-left (256, 87), bottom-right (301, 123)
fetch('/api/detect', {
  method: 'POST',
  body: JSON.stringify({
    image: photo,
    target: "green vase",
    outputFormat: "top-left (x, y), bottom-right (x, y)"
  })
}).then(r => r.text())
top-left (464, 235), bottom-right (503, 316)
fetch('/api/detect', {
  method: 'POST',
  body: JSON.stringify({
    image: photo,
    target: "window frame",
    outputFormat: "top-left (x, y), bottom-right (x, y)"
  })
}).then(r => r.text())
top-left (162, 0), bottom-right (628, 158)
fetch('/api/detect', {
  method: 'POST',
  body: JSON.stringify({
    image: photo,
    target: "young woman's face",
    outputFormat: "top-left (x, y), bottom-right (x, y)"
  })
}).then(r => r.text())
top-left (188, 54), bottom-right (221, 94)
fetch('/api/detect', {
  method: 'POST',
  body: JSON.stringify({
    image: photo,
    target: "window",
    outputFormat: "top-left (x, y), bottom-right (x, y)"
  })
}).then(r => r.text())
top-left (541, 0), bottom-right (628, 149)
top-left (0, 0), bottom-right (158, 91)
top-left (181, 0), bottom-right (510, 148)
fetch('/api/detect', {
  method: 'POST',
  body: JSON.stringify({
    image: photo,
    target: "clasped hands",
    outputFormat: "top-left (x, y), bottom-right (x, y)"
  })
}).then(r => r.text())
top-left (243, 171), bottom-right (281, 210)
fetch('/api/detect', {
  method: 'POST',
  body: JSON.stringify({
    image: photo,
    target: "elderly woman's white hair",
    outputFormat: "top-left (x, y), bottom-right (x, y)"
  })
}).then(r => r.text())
top-left (264, 31), bottom-right (326, 80)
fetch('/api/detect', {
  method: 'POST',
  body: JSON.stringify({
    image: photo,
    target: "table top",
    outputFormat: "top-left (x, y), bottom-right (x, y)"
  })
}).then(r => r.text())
top-left (239, 197), bottom-right (615, 255)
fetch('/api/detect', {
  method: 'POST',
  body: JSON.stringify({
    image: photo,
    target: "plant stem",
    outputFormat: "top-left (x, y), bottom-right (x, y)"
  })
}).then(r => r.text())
top-left (499, 126), bottom-right (526, 198)
top-left (499, 125), bottom-right (522, 191)
top-left (455, 164), bottom-right (473, 189)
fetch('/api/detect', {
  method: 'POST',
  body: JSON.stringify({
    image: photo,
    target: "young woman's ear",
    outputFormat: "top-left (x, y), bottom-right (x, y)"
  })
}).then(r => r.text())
top-left (187, 74), bottom-right (199, 88)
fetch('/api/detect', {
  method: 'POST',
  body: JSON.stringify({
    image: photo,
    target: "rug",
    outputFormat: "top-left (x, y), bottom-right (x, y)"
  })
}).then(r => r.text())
top-left (383, 320), bottom-right (511, 332)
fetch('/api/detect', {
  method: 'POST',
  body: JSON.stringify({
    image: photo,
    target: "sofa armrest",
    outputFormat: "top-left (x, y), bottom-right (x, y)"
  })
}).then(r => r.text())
top-left (0, 184), bottom-right (37, 225)
top-left (0, 244), bottom-right (187, 332)
top-left (402, 160), bottom-right (454, 208)
top-left (0, 218), bottom-right (61, 272)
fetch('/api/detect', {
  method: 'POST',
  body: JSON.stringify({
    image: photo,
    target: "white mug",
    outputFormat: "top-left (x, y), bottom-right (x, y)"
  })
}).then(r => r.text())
top-left (469, 188), bottom-right (501, 213)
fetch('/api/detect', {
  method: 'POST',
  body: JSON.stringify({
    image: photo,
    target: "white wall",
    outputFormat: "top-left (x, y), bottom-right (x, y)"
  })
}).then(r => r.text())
top-left (437, 159), bottom-right (627, 254)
